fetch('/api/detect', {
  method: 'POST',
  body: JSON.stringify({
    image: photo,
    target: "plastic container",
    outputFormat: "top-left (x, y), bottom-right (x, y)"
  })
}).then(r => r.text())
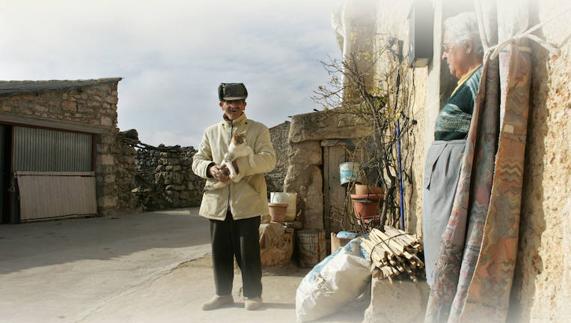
top-left (339, 162), bottom-right (360, 185)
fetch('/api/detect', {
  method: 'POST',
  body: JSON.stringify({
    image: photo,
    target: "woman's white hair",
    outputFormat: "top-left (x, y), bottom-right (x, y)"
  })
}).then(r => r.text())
top-left (443, 12), bottom-right (484, 57)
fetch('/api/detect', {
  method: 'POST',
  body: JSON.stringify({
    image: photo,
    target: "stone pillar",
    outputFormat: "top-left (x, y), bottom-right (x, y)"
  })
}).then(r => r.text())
top-left (284, 141), bottom-right (323, 229)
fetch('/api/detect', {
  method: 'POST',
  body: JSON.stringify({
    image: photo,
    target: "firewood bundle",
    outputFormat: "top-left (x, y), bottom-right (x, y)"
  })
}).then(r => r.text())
top-left (361, 226), bottom-right (424, 282)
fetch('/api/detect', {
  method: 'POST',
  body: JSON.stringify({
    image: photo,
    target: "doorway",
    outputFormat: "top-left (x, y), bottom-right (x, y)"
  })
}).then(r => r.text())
top-left (0, 124), bottom-right (12, 223)
top-left (322, 139), bottom-right (365, 236)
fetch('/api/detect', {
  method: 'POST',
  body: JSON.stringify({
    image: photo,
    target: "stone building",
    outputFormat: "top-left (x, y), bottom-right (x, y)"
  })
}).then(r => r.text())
top-left (0, 78), bottom-right (136, 222)
top-left (283, 110), bottom-right (371, 232)
top-left (327, 0), bottom-right (570, 321)
top-left (269, 0), bottom-right (569, 320)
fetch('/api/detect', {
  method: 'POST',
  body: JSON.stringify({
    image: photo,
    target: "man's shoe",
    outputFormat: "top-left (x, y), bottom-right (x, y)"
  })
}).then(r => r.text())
top-left (202, 295), bottom-right (234, 311)
top-left (244, 297), bottom-right (263, 311)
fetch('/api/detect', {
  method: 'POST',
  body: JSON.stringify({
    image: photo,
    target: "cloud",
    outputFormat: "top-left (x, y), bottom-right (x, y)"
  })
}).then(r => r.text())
top-left (0, 0), bottom-right (341, 146)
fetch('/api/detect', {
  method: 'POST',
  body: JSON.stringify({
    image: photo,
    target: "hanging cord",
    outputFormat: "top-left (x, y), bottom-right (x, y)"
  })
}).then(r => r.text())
top-left (487, 7), bottom-right (571, 60)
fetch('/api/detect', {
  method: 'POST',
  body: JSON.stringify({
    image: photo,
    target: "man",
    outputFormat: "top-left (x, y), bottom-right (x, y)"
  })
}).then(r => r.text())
top-left (192, 83), bottom-right (276, 311)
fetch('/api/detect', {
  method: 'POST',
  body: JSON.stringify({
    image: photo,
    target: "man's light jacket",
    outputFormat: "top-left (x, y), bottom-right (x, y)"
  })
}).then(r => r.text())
top-left (192, 113), bottom-right (276, 220)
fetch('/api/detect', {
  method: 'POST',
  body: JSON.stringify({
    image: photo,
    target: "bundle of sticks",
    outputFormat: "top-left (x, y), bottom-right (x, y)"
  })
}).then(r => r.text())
top-left (361, 226), bottom-right (424, 282)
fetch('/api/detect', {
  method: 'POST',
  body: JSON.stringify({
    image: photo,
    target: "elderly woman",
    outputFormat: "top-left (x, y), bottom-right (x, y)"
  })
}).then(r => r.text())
top-left (423, 12), bottom-right (483, 287)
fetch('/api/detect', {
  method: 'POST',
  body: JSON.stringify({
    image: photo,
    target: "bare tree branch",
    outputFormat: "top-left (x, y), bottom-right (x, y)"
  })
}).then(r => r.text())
top-left (313, 45), bottom-right (418, 232)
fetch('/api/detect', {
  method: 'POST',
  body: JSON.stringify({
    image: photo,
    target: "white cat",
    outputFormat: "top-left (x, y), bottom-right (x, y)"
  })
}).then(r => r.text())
top-left (211, 132), bottom-right (255, 189)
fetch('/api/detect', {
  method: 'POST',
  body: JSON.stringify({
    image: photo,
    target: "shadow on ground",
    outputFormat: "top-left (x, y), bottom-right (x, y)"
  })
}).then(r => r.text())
top-left (0, 208), bottom-right (210, 274)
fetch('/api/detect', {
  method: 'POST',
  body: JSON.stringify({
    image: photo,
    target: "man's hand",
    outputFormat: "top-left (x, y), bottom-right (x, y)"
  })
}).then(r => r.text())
top-left (209, 164), bottom-right (230, 182)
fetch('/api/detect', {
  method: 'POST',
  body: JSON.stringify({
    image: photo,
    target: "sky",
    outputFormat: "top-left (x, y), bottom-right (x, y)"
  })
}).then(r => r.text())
top-left (0, 0), bottom-right (341, 147)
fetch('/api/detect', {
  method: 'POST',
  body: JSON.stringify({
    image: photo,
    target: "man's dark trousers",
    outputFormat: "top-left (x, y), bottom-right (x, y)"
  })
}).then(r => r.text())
top-left (209, 211), bottom-right (262, 298)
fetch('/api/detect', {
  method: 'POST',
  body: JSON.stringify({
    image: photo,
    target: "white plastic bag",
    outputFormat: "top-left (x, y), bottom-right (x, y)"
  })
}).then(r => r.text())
top-left (295, 238), bottom-right (371, 322)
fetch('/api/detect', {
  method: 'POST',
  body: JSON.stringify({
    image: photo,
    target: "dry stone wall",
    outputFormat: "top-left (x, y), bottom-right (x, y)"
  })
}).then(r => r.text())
top-left (134, 145), bottom-right (203, 210)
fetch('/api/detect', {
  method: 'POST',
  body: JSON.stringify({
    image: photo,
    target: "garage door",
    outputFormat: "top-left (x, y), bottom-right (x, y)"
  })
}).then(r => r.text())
top-left (13, 126), bottom-right (97, 221)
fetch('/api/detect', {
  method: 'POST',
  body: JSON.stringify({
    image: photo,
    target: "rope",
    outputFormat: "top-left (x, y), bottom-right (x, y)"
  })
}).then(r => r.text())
top-left (487, 7), bottom-right (571, 60)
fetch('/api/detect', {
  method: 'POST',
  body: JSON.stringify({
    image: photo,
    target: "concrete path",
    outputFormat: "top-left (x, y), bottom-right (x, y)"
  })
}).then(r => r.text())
top-left (0, 208), bottom-right (365, 323)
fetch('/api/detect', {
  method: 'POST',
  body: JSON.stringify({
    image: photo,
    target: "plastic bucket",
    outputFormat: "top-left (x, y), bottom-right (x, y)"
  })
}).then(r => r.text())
top-left (339, 162), bottom-right (360, 185)
top-left (270, 192), bottom-right (297, 222)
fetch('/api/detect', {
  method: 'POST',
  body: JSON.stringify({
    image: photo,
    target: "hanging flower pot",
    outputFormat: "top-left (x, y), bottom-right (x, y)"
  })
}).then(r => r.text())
top-left (350, 193), bottom-right (383, 221)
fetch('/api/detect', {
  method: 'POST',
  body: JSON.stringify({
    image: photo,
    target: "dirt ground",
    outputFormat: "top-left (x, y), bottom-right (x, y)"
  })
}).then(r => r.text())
top-left (84, 256), bottom-right (366, 323)
top-left (0, 209), bottom-right (365, 323)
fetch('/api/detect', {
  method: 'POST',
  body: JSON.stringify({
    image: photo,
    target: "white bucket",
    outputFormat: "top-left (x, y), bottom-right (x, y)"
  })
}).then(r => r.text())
top-left (339, 162), bottom-right (361, 185)
top-left (270, 192), bottom-right (297, 222)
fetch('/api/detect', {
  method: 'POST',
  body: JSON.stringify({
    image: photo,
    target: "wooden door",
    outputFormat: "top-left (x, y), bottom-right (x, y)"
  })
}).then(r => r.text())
top-left (322, 140), bottom-right (352, 236)
top-left (323, 139), bottom-right (367, 235)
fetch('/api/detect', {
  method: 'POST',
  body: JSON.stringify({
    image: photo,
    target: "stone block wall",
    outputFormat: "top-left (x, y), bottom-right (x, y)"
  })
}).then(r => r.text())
top-left (134, 145), bottom-right (203, 210)
top-left (267, 121), bottom-right (290, 193)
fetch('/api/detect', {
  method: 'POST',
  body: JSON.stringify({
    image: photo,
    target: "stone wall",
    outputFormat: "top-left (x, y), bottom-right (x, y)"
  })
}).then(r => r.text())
top-left (267, 121), bottom-right (290, 193)
top-left (284, 109), bottom-right (371, 229)
top-left (509, 1), bottom-right (571, 321)
top-left (134, 145), bottom-right (203, 210)
top-left (407, 67), bottom-right (429, 237)
top-left (115, 135), bottom-right (138, 210)
top-left (0, 79), bottom-right (125, 215)
top-left (370, 0), bottom-right (427, 235)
